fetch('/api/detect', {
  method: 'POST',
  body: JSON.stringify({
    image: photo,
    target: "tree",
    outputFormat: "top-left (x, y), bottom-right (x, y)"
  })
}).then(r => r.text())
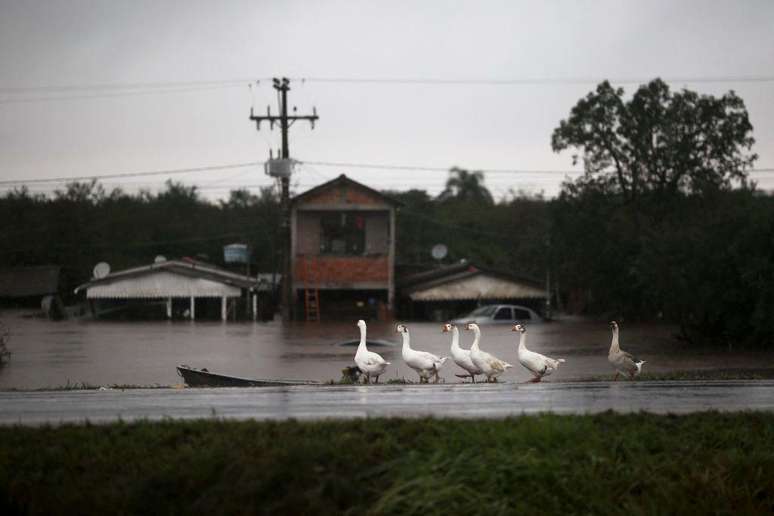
top-left (551, 79), bottom-right (757, 201)
top-left (438, 167), bottom-right (494, 204)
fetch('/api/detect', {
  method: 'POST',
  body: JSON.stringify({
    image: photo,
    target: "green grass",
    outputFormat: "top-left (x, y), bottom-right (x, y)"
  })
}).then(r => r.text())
top-left (1, 413), bottom-right (773, 515)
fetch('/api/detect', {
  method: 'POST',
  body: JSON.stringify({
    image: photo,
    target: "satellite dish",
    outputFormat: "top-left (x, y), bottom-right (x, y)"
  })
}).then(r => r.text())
top-left (93, 262), bottom-right (110, 279)
top-left (431, 244), bottom-right (448, 261)
top-left (154, 255), bottom-right (167, 264)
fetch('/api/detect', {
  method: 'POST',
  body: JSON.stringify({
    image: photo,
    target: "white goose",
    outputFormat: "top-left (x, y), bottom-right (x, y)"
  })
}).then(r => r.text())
top-left (354, 319), bottom-right (390, 384)
top-left (465, 323), bottom-right (512, 382)
top-left (443, 323), bottom-right (482, 382)
top-left (608, 321), bottom-right (646, 380)
top-left (397, 324), bottom-right (448, 383)
top-left (513, 324), bottom-right (565, 383)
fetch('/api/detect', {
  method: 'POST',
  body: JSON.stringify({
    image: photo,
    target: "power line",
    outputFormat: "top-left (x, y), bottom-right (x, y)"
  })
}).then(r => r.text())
top-left (298, 159), bottom-right (579, 175)
top-left (0, 84), bottom-right (247, 105)
top-left (0, 78), bottom-right (267, 94)
top-left (293, 75), bottom-right (774, 85)
top-left (2, 159), bottom-right (772, 188)
top-left (0, 161), bottom-right (264, 186)
top-left (2, 74), bottom-right (771, 105)
top-left (299, 159), bottom-right (774, 176)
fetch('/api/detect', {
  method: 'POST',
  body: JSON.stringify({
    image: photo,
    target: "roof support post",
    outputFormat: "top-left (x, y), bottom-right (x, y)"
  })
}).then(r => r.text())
top-left (190, 296), bottom-right (195, 321)
top-left (221, 296), bottom-right (227, 322)
top-left (166, 297), bottom-right (172, 319)
top-left (252, 293), bottom-right (258, 322)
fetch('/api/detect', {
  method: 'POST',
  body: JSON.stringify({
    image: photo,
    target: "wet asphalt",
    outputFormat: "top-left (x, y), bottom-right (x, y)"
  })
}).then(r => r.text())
top-left (2, 380), bottom-right (774, 425)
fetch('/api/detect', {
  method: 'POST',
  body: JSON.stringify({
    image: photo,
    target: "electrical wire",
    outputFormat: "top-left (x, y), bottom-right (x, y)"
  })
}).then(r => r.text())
top-left (0, 78), bottom-right (266, 94)
top-left (0, 84), bottom-right (245, 105)
top-left (2, 159), bottom-right (772, 191)
top-left (0, 161), bottom-right (264, 186)
top-left (291, 75), bottom-right (774, 85)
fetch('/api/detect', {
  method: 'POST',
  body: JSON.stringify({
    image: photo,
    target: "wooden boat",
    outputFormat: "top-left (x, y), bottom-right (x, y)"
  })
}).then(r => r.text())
top-left (176, 365), bottom-right (320, 388)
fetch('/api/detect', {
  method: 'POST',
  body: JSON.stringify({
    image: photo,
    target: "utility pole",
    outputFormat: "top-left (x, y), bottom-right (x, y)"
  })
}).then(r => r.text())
top-left (249, 77), bottom-right (318, 320)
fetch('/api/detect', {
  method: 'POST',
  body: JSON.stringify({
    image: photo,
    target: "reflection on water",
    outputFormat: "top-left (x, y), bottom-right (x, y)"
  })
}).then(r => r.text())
top-left (0, 311), bottom-right (772, 389)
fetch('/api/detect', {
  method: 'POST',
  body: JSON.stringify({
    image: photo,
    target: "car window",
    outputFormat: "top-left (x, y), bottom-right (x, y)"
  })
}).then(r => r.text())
top-left (469, 306), bottom-right (496, 317)
top-left (513, 308), bottom-right (531, 320)
top-left (494, 307), bottom-right (512, 320)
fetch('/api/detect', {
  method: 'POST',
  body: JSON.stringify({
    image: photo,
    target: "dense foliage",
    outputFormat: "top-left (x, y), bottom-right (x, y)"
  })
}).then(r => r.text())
top-left (1, 413), bottom-right (773, 514)
top-left (550, 79), bottom-right (768, 347)
top-left (0, 181), bottom-right (281, 299)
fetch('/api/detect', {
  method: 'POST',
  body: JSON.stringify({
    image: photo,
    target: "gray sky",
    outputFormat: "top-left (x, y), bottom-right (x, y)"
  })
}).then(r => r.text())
top-left (1, 0), bottom-right (773, 200)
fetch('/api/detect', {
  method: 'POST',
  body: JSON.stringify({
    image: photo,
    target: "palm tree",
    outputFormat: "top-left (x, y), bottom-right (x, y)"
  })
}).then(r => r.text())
top-left (438, 167), bottom-right (494, 204)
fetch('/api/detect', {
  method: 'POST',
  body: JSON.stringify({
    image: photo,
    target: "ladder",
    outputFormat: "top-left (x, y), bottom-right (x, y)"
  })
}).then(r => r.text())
top-left (304, 257), bottom-right (320, 322)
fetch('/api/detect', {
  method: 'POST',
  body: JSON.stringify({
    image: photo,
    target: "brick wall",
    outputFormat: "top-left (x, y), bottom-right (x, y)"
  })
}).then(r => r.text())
top-left (295, 255), bottom-right (389, 286)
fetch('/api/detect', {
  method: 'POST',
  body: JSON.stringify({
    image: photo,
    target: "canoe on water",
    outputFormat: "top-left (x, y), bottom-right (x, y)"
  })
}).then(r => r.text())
top-left (176, 365), bottom-right (321, 388)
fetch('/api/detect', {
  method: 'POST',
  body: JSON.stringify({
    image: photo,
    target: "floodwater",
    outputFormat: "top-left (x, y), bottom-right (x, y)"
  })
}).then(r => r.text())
top-left (1, 310), bottom-right (773, 389)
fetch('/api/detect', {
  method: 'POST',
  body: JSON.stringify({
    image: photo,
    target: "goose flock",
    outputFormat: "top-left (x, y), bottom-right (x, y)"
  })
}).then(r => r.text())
top-left (352, 319), bottom-right (645, 384)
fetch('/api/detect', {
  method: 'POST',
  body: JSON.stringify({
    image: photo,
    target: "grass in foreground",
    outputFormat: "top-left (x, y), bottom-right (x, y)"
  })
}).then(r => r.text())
top-left (1, 413), bottom-right (773, 515)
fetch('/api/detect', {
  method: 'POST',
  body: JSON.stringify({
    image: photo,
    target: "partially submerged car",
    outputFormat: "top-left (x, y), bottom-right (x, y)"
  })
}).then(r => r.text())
top-left (451, 304), bottom-right (541, 325)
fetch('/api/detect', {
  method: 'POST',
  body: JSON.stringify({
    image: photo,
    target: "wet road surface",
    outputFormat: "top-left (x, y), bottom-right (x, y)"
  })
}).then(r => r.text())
top-left (2, 380), bottom-right (774, 425)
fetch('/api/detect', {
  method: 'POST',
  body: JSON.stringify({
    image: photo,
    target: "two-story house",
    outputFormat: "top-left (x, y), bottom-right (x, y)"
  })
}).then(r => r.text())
top-left (290, 174), bottom-right (400, 320)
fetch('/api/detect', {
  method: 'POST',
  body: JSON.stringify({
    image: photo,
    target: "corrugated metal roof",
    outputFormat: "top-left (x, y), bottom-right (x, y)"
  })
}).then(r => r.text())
top-left (85, 270), bottom-right (242, 299)
top-left (407, 271), bottom-right (546, 301)
top-left (74, 260), bottom-right (272, 296)
top-left (0, 266), bottom-right (60, 297)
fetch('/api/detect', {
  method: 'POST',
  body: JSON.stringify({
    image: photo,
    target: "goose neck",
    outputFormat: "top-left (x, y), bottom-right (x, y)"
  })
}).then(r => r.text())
top-left (610, 328), bottom-right (620, 353)
top-left (450, 327), bottom-right (460, 350)
top-left (401, 331), bottom-right (411, 351)
top-left (357, 325), bottom-right (367, 354)
top-left (470, 327), bottom-right (481, 350)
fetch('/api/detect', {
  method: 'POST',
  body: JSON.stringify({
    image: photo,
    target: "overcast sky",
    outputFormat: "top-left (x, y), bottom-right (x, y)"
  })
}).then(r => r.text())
top-left (1, 0), bottom-right (773, 200)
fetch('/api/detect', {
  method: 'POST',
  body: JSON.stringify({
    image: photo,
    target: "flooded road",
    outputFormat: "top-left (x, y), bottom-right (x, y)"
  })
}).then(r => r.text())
top-left (2, 381), bottom-right (774, 425)
top-left (1, 310), bottom-right (773, 389)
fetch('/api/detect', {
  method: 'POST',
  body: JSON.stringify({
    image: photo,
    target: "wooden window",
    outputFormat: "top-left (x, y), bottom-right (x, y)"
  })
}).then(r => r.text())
top-left (320, 212), bottom-right (366, 255)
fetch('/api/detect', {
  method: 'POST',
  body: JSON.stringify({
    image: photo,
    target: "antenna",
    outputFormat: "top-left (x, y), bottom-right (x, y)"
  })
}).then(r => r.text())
top-left (93, 262), bottom-right (111, 279)
top-left (431, 244), bottom-right (448, 261)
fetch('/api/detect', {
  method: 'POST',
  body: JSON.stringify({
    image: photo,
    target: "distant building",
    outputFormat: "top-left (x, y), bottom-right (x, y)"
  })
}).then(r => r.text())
top-left (74, 258), bottom-right (273, 321)
top-left (0, 265), bottom-right (63, 317)
top-left (290, 174), bottom-right (401, 320)
top-left (398, 262), bottom-right (548, 321)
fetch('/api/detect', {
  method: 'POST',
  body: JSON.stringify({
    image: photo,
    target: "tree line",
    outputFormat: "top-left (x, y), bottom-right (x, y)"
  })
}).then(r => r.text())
top-left (1, 79), bottom-right (771, 347)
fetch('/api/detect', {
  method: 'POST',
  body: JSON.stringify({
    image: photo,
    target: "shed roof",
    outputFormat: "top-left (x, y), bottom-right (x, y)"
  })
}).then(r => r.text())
top-left (401, 263), bottom-right (546, 301)
top-left (74, 259), bottom-right (271, 299)
top-left (291, 174), bottom-right (402, 208)
top-left (0, 266), bottom-right (60, 298)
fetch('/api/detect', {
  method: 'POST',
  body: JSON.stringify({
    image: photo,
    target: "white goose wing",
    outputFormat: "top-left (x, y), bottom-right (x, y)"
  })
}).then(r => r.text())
top-left (453, 348), bottom-right (481, 373)
top-left (518, 349), bottom-right (550, 374)
top-left (478, 349), bottom-right (512, 372)
top-left (405, 348), bottom-right (440, 370)
top-left (364, 350), bottom-right (388, 366)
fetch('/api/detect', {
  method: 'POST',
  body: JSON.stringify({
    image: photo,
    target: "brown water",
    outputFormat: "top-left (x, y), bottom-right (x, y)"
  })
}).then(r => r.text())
top-left (1, 311), bottom-right (772, 389)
